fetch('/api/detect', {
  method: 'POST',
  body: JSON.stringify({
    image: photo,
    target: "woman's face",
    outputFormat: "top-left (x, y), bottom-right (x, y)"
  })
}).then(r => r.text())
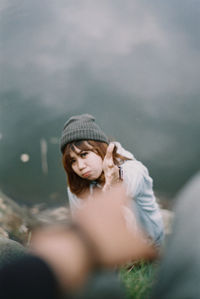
top-left (70, 146), bottom-right (103, 181)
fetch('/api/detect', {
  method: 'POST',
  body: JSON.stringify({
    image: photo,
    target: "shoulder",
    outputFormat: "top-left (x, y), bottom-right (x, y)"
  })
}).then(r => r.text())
top-left (122, 160), bottom-right (149, 187)
top-left (114, 141), bottom-right (135, 159)
top-left (114, 142), bottom-right (149, 173)
top-left (122, 159), bottom-right (149, 178)
top-left (121, 159), bottom-right (153, 197)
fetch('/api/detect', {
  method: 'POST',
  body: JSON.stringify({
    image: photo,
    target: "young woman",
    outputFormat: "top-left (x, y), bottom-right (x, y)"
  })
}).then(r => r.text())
top-left (60, 114), bottom-right (164, 245)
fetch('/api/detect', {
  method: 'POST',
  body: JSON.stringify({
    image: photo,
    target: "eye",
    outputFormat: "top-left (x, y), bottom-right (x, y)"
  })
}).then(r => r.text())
top-left (80, 151), bottom-right (88, 158)
top-left (70, 158), bottom-right (76, 164)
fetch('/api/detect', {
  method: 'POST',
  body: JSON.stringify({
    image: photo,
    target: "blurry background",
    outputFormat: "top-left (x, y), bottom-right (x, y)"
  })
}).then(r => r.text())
top-left (0, 0), bottom-right (199, 207)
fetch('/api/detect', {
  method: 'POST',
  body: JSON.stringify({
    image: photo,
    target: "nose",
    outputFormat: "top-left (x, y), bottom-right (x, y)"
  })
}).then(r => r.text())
top-left (77, 158), bottom-right (86, 170)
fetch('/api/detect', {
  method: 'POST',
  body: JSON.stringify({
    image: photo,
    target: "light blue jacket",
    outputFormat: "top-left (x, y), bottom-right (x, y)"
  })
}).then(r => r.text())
top-left (67, 142), bottom-right (164, 245)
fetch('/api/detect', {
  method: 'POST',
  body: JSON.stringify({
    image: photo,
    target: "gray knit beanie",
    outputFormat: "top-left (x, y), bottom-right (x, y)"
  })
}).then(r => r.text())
top-left (60, 114), bottom-right (109, 153)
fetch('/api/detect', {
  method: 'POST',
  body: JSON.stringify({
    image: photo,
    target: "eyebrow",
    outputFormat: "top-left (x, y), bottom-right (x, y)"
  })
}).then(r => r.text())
top-left (71, 145), bottom-right (81, 154)
top-left (70, 149), bottom-right (87, 157)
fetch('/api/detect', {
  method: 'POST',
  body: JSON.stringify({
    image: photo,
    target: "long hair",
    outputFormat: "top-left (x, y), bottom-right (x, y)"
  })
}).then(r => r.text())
top-left (62, 140), bottom-right (130, 196)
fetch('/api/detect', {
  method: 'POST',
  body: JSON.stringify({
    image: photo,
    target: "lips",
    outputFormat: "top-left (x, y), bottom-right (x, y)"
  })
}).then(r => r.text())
top-left (82, 171), bottom-right (91, 178)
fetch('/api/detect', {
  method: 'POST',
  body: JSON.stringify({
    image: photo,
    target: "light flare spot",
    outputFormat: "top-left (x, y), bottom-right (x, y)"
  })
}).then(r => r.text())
top-left (20, 153), bottom-right (30, 163)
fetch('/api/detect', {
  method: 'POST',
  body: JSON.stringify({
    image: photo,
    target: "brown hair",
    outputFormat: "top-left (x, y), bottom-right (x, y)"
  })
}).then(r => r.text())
top-left (62, 140), bottom-right (131, 196)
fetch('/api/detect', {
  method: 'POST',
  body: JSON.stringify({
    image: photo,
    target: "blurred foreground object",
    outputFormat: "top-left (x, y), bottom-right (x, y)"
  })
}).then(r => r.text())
top-left (30, 184), bottom-right (157, 293)
top-left (160, 208), bottom-right (174, 236)
top-left (74, 184), bottom-right (157, 266)
top-left (0, 237), bottom-right (27, 269)
top-left (152, 171), bottom-right (200, 299)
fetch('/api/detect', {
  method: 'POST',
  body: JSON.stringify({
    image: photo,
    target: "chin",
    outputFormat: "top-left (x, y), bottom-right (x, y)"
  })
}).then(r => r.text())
top-left (88, 175), bottom-right (99, 181)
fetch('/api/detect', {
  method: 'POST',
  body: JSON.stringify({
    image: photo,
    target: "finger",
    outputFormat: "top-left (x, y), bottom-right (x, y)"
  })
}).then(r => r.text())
top-left (105, 143), bottom-right (115, 160)
top-left (108, 162), bottom-right (114, 168)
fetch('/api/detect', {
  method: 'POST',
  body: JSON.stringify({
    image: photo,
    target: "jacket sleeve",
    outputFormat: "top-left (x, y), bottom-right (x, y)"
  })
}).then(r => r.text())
top-left (67, 187), bottom-right (82, 215)
top-left (122, 160), bottom-right (149, 198)
top-left (122, 160), bottom-right (164, 244)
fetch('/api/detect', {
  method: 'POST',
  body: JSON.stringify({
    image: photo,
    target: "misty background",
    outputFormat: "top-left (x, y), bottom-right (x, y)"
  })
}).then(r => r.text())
top-left (0, 0), bottom-right (199, 207)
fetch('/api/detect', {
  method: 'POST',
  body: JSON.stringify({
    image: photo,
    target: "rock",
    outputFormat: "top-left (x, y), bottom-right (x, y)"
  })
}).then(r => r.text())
top-left (0, 191), bottom-right (30, 244)
top-left (30, 206), bottom-right (70, 225)
top-left (0, 237), bottom-right (27, 269)
top-left (0, 190), bottom-right (70, 245)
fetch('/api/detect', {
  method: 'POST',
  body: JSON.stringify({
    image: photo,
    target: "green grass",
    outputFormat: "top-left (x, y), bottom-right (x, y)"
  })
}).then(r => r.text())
top-left (120, 261), bottom-right (158, 299)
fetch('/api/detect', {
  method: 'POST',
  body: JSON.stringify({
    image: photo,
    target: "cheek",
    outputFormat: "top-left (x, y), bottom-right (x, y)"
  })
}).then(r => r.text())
top-left (95, 157), bottom-right (103, 172)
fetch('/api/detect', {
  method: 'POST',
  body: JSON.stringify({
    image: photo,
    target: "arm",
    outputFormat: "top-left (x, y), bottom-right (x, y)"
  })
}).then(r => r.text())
top-left (123, 161), bottom-right (164, 244)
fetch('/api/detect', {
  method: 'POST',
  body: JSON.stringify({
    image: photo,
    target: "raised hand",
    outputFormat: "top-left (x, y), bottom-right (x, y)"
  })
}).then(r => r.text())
top-left (75, 184), bottom-right (156, 266)
top-left (102, 143), bottom-right (120, 191)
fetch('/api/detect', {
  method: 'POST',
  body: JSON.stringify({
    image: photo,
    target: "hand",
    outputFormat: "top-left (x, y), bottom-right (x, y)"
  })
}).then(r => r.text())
top-left (30, 185), bottom-right (157, 292)
top-left (30, 225), bottom-right (92, 291)
top-left (102, 143), bottom-right (120, 191)
top-left (75, 184), bottom-right (157, 266)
